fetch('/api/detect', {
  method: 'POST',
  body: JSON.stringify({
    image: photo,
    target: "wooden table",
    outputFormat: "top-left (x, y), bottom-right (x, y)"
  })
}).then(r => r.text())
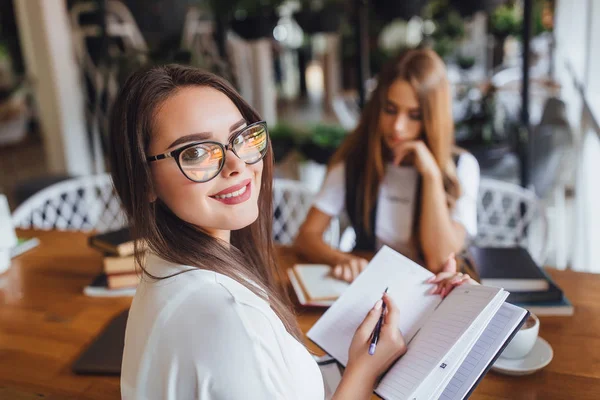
top-left (1, 230), bottom-right (600, 400)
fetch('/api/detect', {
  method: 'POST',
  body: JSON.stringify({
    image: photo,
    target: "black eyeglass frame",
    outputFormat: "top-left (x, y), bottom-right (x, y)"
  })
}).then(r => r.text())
top-left (146, 120), bottom-right (269, 183)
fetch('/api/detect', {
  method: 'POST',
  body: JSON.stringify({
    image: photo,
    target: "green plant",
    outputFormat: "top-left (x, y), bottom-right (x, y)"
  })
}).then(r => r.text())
top-left (298, 0), bottom-right (344, 11)
top-left (298, 123), bottom-right (348, 164)
top-left (424, 0), bottom-right (466, 60)
top-left (269, 122), bottom-right (298, 140)
top-left (490, 3), bottom-right (522, 37)
top-left (309, 123), bottom-right (347, 149)
top-left (457, 54), bottom-right (476, 70)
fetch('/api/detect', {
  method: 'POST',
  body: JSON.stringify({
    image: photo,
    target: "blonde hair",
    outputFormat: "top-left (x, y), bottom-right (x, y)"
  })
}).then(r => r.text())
top-left (332, 48), bottom-right (461, 237)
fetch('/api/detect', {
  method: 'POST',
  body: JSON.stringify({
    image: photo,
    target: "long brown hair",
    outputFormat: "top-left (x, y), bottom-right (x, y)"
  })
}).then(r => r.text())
top-left (109, 64), bottom-right (301, 340)
top-left (332, 48), bottom-right (461, 236)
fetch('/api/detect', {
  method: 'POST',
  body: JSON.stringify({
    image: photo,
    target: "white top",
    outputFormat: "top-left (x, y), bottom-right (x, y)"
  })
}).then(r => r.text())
top-left (314, 152), bottom-right (480, 259)
top-left (121, 254), bottom-right (324, 400)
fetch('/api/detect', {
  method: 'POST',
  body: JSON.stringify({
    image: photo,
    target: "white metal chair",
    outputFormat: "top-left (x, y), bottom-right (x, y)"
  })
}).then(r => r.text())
top-left (474, 178), bottom-right (548, 265)
top-left (272, 178), bottom-right (339, 246)
top-left (12, 174), bottom-right (126, 233)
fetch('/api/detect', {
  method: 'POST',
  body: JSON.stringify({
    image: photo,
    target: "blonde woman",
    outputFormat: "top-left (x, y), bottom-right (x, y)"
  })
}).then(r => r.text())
top-left (295, 49), bottom-right (480, 281)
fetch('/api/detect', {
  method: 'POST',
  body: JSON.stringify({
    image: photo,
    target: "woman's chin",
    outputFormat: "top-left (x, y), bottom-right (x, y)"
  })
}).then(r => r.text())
top-left (222, 209), bottom-right (259, 231)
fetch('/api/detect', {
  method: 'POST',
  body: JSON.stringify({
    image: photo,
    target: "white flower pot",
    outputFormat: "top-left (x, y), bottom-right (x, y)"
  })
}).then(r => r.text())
top-left (298, 160), bottom-right (327, 192)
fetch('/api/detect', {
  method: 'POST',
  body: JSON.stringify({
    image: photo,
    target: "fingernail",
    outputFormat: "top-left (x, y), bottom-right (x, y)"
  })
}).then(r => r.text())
top-left (426, 276), bottom-right (434, 283)
top-left (374, 299), bottom-right (383, 310)
top-left (429, 286), bottom-right (437, 294)
top-left (447, 252), bottom-right (455, 262)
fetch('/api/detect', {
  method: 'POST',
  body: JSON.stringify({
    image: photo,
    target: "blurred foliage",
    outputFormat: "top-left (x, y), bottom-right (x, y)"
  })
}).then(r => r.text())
top-left (308, 123), bottom-right (348, 149)
top-left (490, 2), bottom-right (523, 37)
top-left (489, 0), bottom-right (552, 39)
top-left (423, 0), bottom-right (466, 60)
top-left (298, 0), bottom-right (345, 11)
top-left (268, 122), bottom-right (349, 164)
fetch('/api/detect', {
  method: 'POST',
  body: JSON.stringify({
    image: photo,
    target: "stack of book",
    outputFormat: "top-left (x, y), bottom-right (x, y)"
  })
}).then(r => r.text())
top-left (471, 246), bottom-right (574, 316)
top-left (84, 228), bottom-right (141, 297)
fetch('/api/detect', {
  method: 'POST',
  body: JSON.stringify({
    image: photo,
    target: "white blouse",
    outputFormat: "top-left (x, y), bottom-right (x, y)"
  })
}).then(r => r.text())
top-left (313, 152), bottom-right (480, 259)
top-left (121, 254), bottom-right (324, 399)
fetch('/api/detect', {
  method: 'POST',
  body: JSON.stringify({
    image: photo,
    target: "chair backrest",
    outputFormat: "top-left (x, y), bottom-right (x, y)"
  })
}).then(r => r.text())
top-left (272, 179), bottom-right (338, 246)
top-left (12, 174), bottom-right (126, 233)
top-left (474, 178), bottom-right (548, 264)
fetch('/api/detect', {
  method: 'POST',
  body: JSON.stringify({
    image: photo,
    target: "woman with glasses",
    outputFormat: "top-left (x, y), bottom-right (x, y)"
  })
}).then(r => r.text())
top-left (294, 49), bottom-right (480, 282)
top-left (111, 65), bottom-right (470, 399)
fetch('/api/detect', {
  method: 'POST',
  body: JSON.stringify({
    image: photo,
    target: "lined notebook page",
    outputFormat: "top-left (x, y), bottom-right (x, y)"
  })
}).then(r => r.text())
top-left (439, 303), bottom-right (527, 400)
top-left (413, 292), bottom-right (508, 400)
top-left (376, 285), bottom-right (504, 400)
top-left (307, 246), bottom-right (441, 366)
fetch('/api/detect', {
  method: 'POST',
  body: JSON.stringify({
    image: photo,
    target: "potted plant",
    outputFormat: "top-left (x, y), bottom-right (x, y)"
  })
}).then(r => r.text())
top-left (299, 123), bottom-right (347, 164)
top-left (457, 54), bottom-right (476, 70)
top-left (423, 1), bottom-right (466, 60)
top-left (0, 37), bottom-right (28, 147)
top-left (454, 84), bottom-right (519, 170)
top-left (293, 0), bottom-right (344, 35)
top-left (297, 123), bottom-right (348, 189)
top-left (489, 2), bottom-right (522, 68)
top-left (269, 122), bottom-right (298, 163)
top-left (229, 0), bottom-right (283, 41)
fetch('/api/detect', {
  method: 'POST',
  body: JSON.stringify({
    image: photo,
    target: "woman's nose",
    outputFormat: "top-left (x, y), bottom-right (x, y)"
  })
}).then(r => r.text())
top-left (221, 149), bottom-right (244, 177)
top-left (392, 114), bottom-right (408, 136)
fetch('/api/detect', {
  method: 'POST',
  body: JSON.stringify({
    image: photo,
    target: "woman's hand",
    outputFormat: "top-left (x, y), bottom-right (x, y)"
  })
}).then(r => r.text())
top-left (426, 254), bottom-right (479, 298)
top-left (392, 140), bottom-right (442, 181)
top-left (345, 293), bottom-right (407, 384)
top-left (331, 255), bottom-right (369, 283)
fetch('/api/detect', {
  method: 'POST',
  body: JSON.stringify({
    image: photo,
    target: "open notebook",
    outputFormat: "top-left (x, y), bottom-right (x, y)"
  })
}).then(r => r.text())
top-left (307, 246), bottom-right (528, 400)
top-left (288, 264), bottom-right (348, 306)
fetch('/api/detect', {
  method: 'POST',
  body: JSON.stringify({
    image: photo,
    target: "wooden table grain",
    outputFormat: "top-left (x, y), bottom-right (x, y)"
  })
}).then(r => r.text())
top-left (1, 230), bottom-right (599, 399)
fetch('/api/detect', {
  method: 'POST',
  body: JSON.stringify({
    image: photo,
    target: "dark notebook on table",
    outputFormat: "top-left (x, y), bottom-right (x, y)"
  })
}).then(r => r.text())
top-left (88, 227), bottom-right (135, 257)
top-left (469, 246), bottom-right (564, 304)
top-left (72, 309), bottom-right (128, 375)
top-left (470, 246), bottom-right (549, 291)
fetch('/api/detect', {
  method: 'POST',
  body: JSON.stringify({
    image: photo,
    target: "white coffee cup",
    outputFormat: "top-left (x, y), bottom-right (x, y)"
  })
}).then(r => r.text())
top-left (500, 313), bottom-right (539, 359)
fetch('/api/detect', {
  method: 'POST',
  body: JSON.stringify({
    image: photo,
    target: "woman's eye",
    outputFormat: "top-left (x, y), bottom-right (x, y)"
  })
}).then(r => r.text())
top-left (409, 113), bottom-right (422, 121)
top-left (234, 135), bottom-right (244, 146)
top-left (384, 107), bottom-right (396, 115)
top-left (182, 148), bottom-right (206, 163)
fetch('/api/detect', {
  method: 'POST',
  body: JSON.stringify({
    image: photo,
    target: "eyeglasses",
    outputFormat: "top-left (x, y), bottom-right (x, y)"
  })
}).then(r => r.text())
top-left (146, 121), bottom-right (269, 183)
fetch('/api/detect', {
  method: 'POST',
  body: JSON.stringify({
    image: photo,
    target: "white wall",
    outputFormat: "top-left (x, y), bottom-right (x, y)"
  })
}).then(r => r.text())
top-left (14, 0), bottom-right (93, 176)
top-left (553, 0), bottom-right (600, 272)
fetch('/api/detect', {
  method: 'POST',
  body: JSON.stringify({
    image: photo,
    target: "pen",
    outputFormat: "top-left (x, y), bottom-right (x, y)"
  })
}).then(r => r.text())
top-left (369, 287), bottom-right (388, 356)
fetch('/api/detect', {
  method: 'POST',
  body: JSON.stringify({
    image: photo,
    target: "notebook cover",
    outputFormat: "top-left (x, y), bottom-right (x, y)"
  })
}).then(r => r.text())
top-left (506, 280), bottom-right (563, 303)
top-left (88, 228), bottom-right (133, 256)
top-left (462, 310), bottom-right (530, 399)
top-left (83, 274), bottom-right (136, 297)
top-left (512, 296), bottom-right (574, 316)
top-left (72, 309), bottom-right (129, 375)
top-left (470, 247), bottom-right (549, 289)
top-left (103, 254), bottom-right (137, 275)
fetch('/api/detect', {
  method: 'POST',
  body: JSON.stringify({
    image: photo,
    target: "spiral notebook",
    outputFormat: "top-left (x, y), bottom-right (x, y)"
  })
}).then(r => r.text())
top-left (307, 246), bottom-right (528, 400)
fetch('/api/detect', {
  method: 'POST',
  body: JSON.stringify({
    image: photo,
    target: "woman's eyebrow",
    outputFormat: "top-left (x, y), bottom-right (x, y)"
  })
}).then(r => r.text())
top-left (167, 118), bottom-right (247, 149)
top-left (168, 132), bottom-right (212, 149)
top-left (229, 118), bottom-right (246, 133)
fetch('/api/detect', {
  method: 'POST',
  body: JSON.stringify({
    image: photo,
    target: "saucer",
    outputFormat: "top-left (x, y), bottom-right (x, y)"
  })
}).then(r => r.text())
top-left (492, 337), bottom-right (553, 376)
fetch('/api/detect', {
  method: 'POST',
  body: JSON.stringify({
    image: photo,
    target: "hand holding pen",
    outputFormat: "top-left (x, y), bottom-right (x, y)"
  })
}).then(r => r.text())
top-left (369, 287), bottom-right (388, 355)
top-left (345, 288), bottom-right (407, 384)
